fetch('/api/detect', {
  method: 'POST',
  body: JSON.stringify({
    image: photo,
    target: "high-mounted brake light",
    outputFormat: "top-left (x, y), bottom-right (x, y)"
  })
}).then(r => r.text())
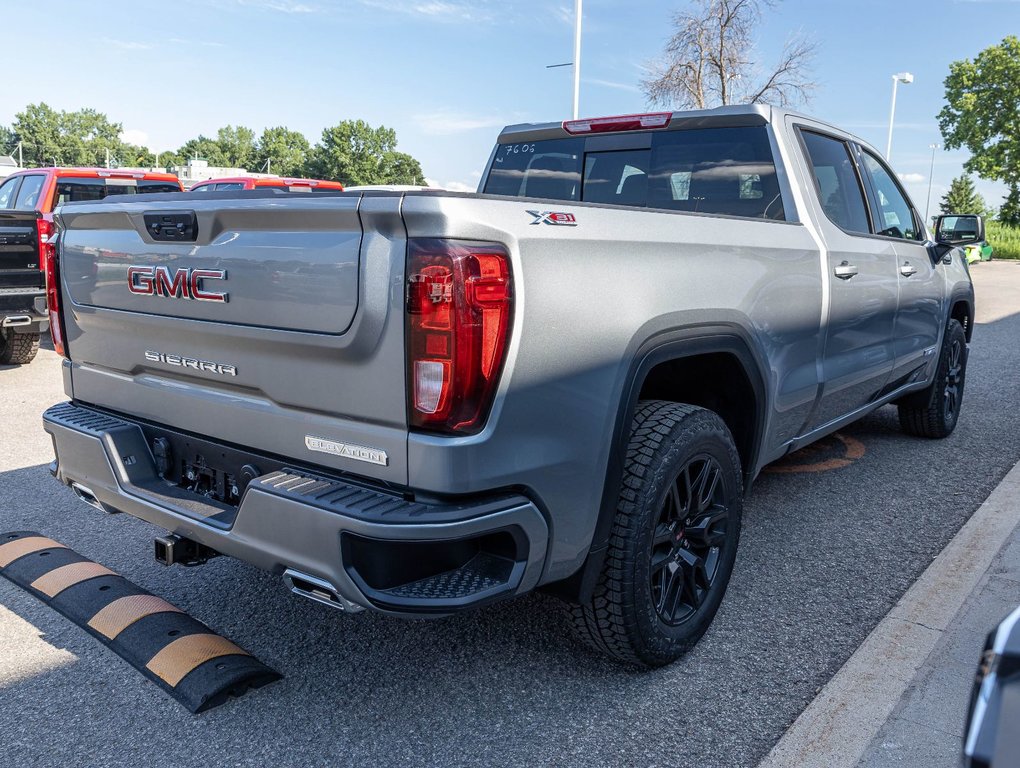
top-left (39, 217), bottom-right (67, 358)
top-left (406, 239), bottom-right (513, 435)
top-left (562, 112), bottom-right (672, 135)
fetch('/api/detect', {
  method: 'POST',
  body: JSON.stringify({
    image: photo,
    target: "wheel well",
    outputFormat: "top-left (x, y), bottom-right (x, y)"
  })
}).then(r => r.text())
top-left (951, 301), bottom-right (973, 342)
top-left (637, 352), bottom-right (758, 478)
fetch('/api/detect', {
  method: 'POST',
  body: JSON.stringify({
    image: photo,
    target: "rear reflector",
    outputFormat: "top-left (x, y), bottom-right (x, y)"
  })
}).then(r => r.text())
top-left (406, 239), bottom-right (513, 435)
top-left (563, 112), bottom-right (672, 135)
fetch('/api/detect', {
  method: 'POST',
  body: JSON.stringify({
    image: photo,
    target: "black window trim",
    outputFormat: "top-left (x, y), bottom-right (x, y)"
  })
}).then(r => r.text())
top-left (793, 124), bottom-right (876, 237)
top-left (854, 143), bottom-right (928, 245)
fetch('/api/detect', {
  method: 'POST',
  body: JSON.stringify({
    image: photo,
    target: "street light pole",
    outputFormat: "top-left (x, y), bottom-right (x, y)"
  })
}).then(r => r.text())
top-left (572, 0), bottom-right (582, 119)
top-left (925, 143), bottom-right (940, 222)
top-left (886, 71), bottom-right (914, 160)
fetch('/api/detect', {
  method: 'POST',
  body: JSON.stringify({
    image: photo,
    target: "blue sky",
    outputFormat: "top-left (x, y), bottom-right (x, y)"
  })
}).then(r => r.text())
top-left (1, 0), bottom-right (1016, 210)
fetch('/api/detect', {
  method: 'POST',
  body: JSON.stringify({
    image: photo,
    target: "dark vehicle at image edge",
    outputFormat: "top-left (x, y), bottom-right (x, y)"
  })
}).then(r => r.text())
top-left (42, 105), bottom-right (981, 666)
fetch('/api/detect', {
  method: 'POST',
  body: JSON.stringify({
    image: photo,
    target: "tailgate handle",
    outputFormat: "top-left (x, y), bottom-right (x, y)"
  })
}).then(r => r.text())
top-left (143, 211), bottom-right (198, 243)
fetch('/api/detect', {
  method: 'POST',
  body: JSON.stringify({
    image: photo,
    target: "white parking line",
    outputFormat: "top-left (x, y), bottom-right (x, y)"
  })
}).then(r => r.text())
top-left (759, 457), bottom-right (1020, 768)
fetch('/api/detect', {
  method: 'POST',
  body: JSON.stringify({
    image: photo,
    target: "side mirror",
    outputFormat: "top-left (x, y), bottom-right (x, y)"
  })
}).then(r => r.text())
top-left (934, 214), bottom-right (985, 247)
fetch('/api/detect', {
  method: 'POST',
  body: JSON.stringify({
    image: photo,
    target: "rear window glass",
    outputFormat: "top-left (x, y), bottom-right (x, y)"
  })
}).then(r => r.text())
top-left (54, 178), bottom-right (180, 204)
top-left (138, 181), bottom-right (181, 194)
top-left (484, 126), bottom-right (785, 220)
top-left (215, 182), bottom-right (246, 191)
top-left (14, 174), bottom-right (45, 209)
top-left (0, 176), bottom-right (20, 208)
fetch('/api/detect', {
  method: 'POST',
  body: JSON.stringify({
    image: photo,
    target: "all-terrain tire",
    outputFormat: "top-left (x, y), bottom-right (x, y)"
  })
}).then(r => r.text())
top-left (0, 330), bottom-right (40, 365)
top-left (567, 400), bottom-right (743, 667)
top-left (898, 319), bottom-right (967, 439)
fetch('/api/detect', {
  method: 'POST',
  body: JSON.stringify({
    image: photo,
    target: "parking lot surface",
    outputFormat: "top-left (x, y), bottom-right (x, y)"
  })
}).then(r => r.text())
top-left (2, 262), bottom-right (1019, 768)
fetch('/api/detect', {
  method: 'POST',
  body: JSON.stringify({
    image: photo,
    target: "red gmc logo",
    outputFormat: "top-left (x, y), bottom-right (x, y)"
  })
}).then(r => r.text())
top-left (128, 266), bottom-right (228, 303)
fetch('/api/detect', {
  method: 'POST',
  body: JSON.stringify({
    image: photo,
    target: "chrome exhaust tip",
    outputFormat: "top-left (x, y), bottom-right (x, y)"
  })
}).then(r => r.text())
top-left (70, 482), bottom-right (112, 513)
top-left (282, 569), bottom-right (364, 613)
top-left (1, 315), bottom-right (33, 328)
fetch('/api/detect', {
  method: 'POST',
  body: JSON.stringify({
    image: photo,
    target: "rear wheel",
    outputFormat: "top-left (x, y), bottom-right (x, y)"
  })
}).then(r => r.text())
top-left (898, 319), bottom-right (967, 438)
top-left (0, 330), bottom-right (40, 365)
top-left (567, 401), bottom-right (743, 667)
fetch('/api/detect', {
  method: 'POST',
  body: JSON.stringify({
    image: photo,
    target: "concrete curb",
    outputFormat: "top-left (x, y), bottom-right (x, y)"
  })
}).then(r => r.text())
top-left (759, 458), bottom-right (1020, 768)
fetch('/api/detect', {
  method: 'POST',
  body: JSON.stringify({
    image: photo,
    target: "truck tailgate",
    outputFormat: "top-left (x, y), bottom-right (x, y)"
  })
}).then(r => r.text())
top-left (55, 193), bottom-right (410, 485)
top-left (0, 211), bottom-right (44, 290)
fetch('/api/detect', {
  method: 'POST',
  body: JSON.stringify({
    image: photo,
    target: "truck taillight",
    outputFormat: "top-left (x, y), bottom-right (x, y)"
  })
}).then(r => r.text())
top-left (39, 218), bottom-right (67, 358)
top-left (406, 239), bottom-right (513, 435)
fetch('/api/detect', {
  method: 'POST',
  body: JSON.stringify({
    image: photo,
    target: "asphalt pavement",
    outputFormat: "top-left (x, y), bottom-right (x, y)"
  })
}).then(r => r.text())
top-left (2, 261), bottom-right (1019, 768)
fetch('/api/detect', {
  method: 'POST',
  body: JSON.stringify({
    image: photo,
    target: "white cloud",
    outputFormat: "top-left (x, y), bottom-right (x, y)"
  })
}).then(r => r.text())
top-left (236, 0), bottom-right (318, 12)
top-left (355, 0), bottom-right (493, 22)
top-left (120, 129), bottom-right (150, 147)
top-left (100, 38), bottom-right (152, 50)
top-left (415, 110), bottom-right (509, 135)
top-left (585, 77), bottom-right (641, 94)
top-left (898, 172), bottom-right (925, 183)
top-left (424, 177), bottom-right (478, 192)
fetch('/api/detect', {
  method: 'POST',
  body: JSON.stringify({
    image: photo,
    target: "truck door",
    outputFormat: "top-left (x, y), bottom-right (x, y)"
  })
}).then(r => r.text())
top-left (796, 128), bottom-right (899, 429)
top-left (856, 148), bottom-right (944, 388)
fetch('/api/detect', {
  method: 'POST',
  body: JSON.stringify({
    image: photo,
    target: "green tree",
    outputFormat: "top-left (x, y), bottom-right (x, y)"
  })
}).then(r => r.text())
top-left (939, 36), bottom-right (1020, 225)
top-left (10, 103), bottom-right (136, 167)
top-left (216, 125), bottom-right (256, 169)
top-left (308, 119), bottom-right (425, 185)
top-left (176, 135), bottom-right (229, 167)
top-left (939, 175), bottom-right (988, 216)
top-left (0, 125), bottom-right (15, 156)
top-left (254, 126), bottom-right (310, 177)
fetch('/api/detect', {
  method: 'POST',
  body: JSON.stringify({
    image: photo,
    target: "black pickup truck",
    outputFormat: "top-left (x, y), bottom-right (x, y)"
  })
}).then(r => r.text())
top-left (0, 211), bottom-right (49, 364)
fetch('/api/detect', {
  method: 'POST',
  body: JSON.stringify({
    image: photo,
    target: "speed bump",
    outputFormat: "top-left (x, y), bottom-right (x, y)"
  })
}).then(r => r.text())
top-left (0, 531), bottom-right (281, 713)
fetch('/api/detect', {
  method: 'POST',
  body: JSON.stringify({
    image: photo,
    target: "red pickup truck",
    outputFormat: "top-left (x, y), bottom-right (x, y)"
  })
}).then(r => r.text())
top-left (0, 168), bottom-right (183, 364)
top-left (188, 175), bottom-right (344, 192)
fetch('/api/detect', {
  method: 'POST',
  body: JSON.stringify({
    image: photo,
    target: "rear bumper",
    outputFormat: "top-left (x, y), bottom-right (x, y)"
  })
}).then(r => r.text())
top-left (0, 290), bottom-right (48, 332)
top-left (43, 401), bottom-right (549, 616)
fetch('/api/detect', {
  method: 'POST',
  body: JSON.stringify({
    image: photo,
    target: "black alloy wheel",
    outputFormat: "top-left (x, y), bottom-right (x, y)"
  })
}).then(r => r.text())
top-left (649, 455), bottom-right (730, 627)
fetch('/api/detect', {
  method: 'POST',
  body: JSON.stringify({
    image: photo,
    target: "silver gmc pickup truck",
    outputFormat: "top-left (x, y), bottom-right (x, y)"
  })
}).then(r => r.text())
top-left (43, 105), bottom-right (980, 666)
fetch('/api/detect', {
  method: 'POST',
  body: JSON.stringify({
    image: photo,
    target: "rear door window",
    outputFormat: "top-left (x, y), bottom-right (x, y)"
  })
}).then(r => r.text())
top-left (0, 176), bottom-right (20, 209)
top-left (483, 125), bottom-right (786, 220)
top-left (14, 174), bottom-right (45, 209)
top-left (215, 182), bottom-right (246, 191)
top-left (799, 130), bottom-right (871, 234)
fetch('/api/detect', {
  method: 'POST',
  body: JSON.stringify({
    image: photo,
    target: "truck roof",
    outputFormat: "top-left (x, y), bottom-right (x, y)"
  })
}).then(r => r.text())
top-left (497, 104), bottom-right (868, 149)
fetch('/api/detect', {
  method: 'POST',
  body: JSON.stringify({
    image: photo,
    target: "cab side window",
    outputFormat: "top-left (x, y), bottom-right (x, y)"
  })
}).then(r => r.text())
top-left (859, 150), bottom-right (921, 241)
top-left (13, 174), bottom-right (45, 210)
top-left (799, 130), bottom-right (871, 234)
top-left (0, 176), bottom-right (20, 209)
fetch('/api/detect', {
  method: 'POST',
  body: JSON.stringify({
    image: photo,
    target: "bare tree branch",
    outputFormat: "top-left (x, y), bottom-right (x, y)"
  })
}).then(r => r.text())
top-left (641, 0), bottom-right (816, 111)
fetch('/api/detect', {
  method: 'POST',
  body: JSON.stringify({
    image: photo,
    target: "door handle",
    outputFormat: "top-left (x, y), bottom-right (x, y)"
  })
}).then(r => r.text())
top-left (834, 261), bottom-right (859, 280)
top-left (900, 262), bottom-right (917, 277)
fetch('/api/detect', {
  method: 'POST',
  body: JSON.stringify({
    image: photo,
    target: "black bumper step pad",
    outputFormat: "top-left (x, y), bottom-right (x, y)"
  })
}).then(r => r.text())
top-left (0, 531), bottom-right (280, 713)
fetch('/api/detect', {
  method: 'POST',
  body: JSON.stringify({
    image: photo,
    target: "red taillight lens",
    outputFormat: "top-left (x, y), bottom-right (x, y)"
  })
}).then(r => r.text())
top-left (39, 217), bottom-right (67, 358)
top-left (406, 239), bottom-right (513, 434)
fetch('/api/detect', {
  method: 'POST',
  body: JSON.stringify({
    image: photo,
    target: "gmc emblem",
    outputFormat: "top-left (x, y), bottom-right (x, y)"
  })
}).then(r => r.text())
top-left (128, 266), bottom-right (228, 303)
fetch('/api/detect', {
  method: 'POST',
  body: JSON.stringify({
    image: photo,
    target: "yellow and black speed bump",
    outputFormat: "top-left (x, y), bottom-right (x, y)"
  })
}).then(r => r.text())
top-left (0, 531), bottom-right (281, 713)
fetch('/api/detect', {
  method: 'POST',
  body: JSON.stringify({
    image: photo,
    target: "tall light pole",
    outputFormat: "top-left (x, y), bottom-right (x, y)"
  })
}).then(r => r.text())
top-left (572, 0), bottom-right (583, 119)
top-left (886, 72), bottom-right (914, 160)
top-left (925, 142), bottom-right (940, 222)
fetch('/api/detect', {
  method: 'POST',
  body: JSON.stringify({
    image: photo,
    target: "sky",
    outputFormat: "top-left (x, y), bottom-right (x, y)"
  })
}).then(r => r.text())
top-left (0, 0), bottom-right (1017, 211)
